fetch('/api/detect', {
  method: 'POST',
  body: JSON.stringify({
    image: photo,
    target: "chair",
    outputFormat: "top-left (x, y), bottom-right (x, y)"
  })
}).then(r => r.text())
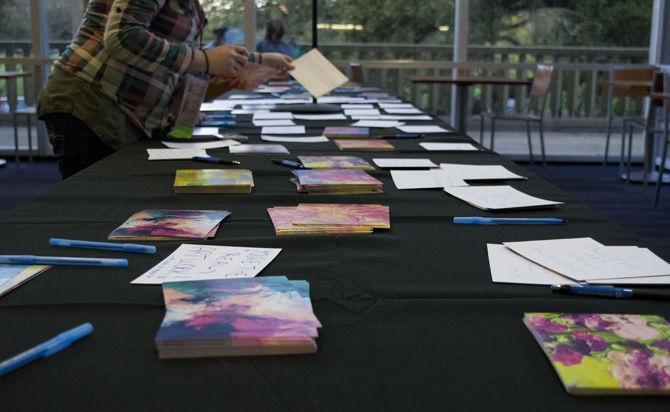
top-left (350, 62), bottom-right (364, 84)
top-left (654, 74), bottom-right (670, 207)
top-left (479, 64), bottom-right (553, 165)
top-left (603, 66), bottom-right (656, 167)
top-left (12, 106), bottom-right (36, 168)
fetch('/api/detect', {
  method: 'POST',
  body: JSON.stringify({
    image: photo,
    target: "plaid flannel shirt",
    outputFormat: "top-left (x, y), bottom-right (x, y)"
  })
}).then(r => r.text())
top-left (55, 0), bottom-right (205, 136)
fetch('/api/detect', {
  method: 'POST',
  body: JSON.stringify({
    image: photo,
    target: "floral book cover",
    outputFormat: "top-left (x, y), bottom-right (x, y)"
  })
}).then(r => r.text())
top-left (291, 169), bottom-right (382, 186)
top-left (524, 313), bottom-right (670, 395)
top-left (294, 204), bottom-right (390, 229)
top-left (334, 139), bottom-right (395, 151)
top-left (108, 209), bottom-right (231, 240)
top-left (298, 156), bottom-right (375, 170)
top-left (174, 169), bottom-right (253, 188)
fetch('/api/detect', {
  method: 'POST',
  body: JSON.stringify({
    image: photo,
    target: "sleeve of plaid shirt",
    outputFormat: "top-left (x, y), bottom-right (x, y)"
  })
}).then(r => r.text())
top-left (104, 0), bottom-right (196, 75)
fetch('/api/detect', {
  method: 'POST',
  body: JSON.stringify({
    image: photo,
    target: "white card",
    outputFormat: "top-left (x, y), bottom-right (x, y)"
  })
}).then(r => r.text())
top-left (232, 109), bottom-right (270, 115)
top-left (439, 164), bottom-right (525, 180)
top-left (378, 103), bottom-right (414, 109)
top-left (444, 185), bottom-right (562, 210)
top-left (261, 126), bottom-right (306, 135)
top-left (289, 49), bottom-right (349, 98)
top-left (396, 125), bottom-right (451, 134)
top-left (200, 101), bottom-right (236, 112)
top-left (192, 127), bottom-right (220, 137)
top-left (253, 112), bottom-right (294, 120)
top-left (384, 108), bottom-right (423, 114)
top-left (147, 148), bottom-right (208, 160)
top-left (421, 143), bottom-right (479, 151)
top-left (504, 238), bottom-right (670, 281)
top-left (229, 144), bottom-right (289, 154)
top-left (373, 158), bottom-right (438, 168)
top-left (261, 135), bottom-right (329, 143)
top-left (344, 109), bottom-right (381, 116)
top-left (293, 114), bottom-right (347, 121)
top-left (317, 96), bottom-right (367, 104)
top-left (351, 120), bottom-right (405, 128)
top-left (391, 170), bottom-right (468, 189)
top-left (341, 104), bottom-right (375, 109)
top-left (131, 244), bottom-right (282, 285)
top-left (162, 139), bottom-right (240, 149)
top-left (487, 244), bottom-right (577, 285)
top-left (252, 119), bottom-right (296, 127)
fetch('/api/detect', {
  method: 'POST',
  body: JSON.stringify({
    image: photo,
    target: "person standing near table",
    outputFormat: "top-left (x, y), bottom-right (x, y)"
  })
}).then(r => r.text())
top-left (38, 0), bottom-right (293, 179)
top-left (257, 19), bottom-right (296, 58)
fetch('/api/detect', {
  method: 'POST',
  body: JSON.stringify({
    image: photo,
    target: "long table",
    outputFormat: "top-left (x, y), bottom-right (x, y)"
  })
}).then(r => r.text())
top-left (1, 91), bottom-right (669, 411)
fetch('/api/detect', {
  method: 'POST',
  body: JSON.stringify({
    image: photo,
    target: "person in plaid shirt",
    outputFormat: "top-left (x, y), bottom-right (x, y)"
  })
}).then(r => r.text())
top-left (38, 0), bottom-right (293, 179)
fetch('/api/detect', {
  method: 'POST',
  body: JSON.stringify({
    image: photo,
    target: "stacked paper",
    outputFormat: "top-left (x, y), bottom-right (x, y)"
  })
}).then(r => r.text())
top-left (108, 210), bottom-right (230, 240)
top-left (291, 169), bottom-right (383, 194)
top-left (155, 276), bottom-right (321, 358)
top-left (267, 204), bottom-right (390, 236)
top-left (298, 156), bottom-right (375, 170)
top-left (443, 185), bottom-right (562, 210)
top-left (173, 169), bottom-right (254, 193)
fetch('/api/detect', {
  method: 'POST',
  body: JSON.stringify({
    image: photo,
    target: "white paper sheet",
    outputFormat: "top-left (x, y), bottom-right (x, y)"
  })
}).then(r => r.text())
top-left (373, 158), bottom-right (438, 168)
top-left (351, 115), bottom-right (433, 121)
top-left (147, 148), bottom-right (208, 160)
top-left (261, 135), bottom-right (329, 143)
top-left (317, 96), bottom-right (367, 104)
top-left (503, 238), bottom-right (670, 281)
top-left (341, 104), bottom-right (375, 109)
top-left (200, 101), bottom-right (236, 111)
top-left (161, 139), bottom-right (240, 149)
top-left (384, 108), bottom-right (423, 114)
top-left (192, 127), bottom-right (220, 137)
top-left (378, 103), bottom-right (415, 109)
top-left (229, 144), bottom-right (289, 154)
top-left (293, 114), bottom-right (347, 121)
top-left (252, 112), bottom-right (294, 120)
top-left (252, 119), bottom-right (296, 127)
top-left (438, 164), bottom-right (526, 180)
top-left (420, 143), bottom-right (479, 151)
top-left (255, 86), bottom-right (290, 94)
top-left (396, 125), bottom-right (451, 134)
top-left (289, 49), bottom-right (349, 98)
top-left (351, 120), bottom-right (405, 128)
top-left (231, 109), bottom-right (270, 115)
top-left (131, 244), bottom-right (282, 284)
top-left (344, 109), bottom-right (381, 116)
top-left (487, 244), bottom-right (577, 285)
top-left (261, 126), bottom-right (306, 135)
top-left (443, 185), bottom-right (562, 210)
top-left (391, 170), bottom-right (469, 189)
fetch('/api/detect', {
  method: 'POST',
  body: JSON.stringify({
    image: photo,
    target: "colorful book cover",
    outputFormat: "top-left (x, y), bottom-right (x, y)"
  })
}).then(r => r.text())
top-left (298, 156), bottom-right (375, 170)
top-left (524, 313), bottom-right (670, 395)
top-left (323, 127), bottom-right (369, 138)
top-left (292, 169), bottom-right (382, 187)
top-left (108, 209), bottom-right (231, 240)
top-left (229, 144), bottom-right (289, 154)
top-left (155, 277), bottom-right (321, 357)
top-left (294, 204), bottom-right (390, 229)
top-left (174, 169), bottom-right (254, 193)
top-left (334, 139), bottom-right (395, 151)
top-left (267, 207), bottom-right (372, 236)
top-left (0, 264), bottom-right (50, 298)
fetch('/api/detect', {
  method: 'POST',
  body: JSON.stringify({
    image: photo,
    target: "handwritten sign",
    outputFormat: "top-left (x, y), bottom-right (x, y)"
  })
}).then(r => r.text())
top-left (131, 244), bottom-right (282, 285)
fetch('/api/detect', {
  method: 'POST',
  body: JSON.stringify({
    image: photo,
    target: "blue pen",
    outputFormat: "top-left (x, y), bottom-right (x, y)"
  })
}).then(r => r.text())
top-left (271, 158), bottom-right (305, 169)
top-left (0, 255), bottom-right (128, 267)
top-left (0, 323), bottom-right (93, 377)
top-left (207, 113), bottom-right (236, 119)
top-left (198, 121), bottom-right (233, 127)
top-left (551, 284), bottom-right (670, 300)
top-left (193, 156), bottom-right (240, 165)
top-left (453, 217), bottom-right (565, 225)
top-left (49, 238), bottom-right (156, 254)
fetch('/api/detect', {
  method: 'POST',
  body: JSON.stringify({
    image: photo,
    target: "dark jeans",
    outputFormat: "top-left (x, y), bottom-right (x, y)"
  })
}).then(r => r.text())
top-left (42, 114), bottom-right (115, 179)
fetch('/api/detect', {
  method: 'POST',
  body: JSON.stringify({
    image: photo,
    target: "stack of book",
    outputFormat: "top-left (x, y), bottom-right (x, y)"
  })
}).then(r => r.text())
top-left (291, 169), bottom-right (383, 194)
top-left (297, 155), bottom-right (375, 170)
top-left (334, 139), bottom-right (394, 151)
top-left (267, 203), bottom-right (390, 236)
top-left (108, 209), bottom-right (230, 240)
top-left (323, 127), bottom-right (369, 139)
top-left (173, 169), bottom-right (254, 194)
top-left (155, 276), bottom-right (321, 358)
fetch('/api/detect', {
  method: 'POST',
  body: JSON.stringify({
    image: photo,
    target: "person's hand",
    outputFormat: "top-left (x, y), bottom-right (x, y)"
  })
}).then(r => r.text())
top-left (260, 53), bottom-right (294, 75)
top-left (205, 45), bottom-right (248, 77)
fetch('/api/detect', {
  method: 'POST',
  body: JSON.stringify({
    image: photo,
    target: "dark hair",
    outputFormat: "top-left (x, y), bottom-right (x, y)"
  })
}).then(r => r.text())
top-left (265, 19), bottom-right (284, 43)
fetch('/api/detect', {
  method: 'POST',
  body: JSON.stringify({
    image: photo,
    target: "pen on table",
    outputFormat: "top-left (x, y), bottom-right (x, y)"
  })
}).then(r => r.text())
top-left (49, 238), bottom-right (156, 254)
top-left (0, 323), bottom-right (93, 378)
top-left (0, 255), bottom-right (128, 267)
top-left (271, 158), bottom-right (306, 169)
top-left (453, 217), bottom-right (566, 225)
top-left (192, 156), bottom-right (240, 165)
top-left (551, 284), bottom-right (670, 300)
top-left (206, 113), bottom-right (236, 119)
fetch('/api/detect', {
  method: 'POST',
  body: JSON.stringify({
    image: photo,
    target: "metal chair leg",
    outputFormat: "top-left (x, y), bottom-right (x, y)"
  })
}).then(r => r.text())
top-left (654, 116), bottom-right (669, 207)
top-left (12, 113), bottom-right (20, 170)
top-left (490, 118), bottom-right (496, 151)
top-left (525, 120), bottom-right (534, 164)
top-left (538, 120), bottom-right (546, 166)
top-left (479, 114), bottom-right (485, 146)
top-left (27, 114), bottom-right (33, 162)
top-left (619, 120), bottom-right (627, 175)
top-left (626, 125), bottom-right (634, 183)
top-left (604, 115), bottom-right (613, 164)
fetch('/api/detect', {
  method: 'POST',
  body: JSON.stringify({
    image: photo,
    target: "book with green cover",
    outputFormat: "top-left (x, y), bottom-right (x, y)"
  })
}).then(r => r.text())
top-left (524, 312), bottom-right (670, 395)
top-left (174, 169), bottom-right (254, 193)
top-left (298, 156), bottom-right (375, 170)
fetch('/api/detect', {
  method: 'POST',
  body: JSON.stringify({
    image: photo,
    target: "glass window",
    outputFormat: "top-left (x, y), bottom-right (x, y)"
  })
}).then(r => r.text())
top-left (256, 0), bottom-right (313, 58)
top-left (201, 0), bottom-right (247, 48)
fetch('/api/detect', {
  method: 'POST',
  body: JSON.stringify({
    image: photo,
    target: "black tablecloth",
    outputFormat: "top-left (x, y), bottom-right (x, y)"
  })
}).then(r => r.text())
top-left (1, 103), bottom-right (669, 411)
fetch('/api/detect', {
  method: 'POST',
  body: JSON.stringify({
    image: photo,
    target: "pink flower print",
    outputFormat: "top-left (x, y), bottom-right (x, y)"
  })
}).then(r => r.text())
top-left (572, 330), bottom-right (608, 352)
top-left (601, 315), bottom-right (660, 340)
top-left (528, 314), bottom-right (567, 333)
top-left (609, 349), bottom-right (670, 389)
top-left (653, 340), bottom-right (670, 351)
top-left (551, 344), bottom-right (583, 366)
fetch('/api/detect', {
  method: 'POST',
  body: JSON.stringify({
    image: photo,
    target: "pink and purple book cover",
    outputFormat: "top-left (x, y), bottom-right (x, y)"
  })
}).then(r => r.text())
top-left (291, 169), bottom-right (382, 186)
top-left (108, 209), bottom-right (230, 240)
top-left (155, 276), bottom-right (321, 344)
top-left (297, 156), bottom-right (375, 170)
top-left (294, 204), bottom-right (390, 228)
top-left (334, 139), bottom-right (395, 151)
